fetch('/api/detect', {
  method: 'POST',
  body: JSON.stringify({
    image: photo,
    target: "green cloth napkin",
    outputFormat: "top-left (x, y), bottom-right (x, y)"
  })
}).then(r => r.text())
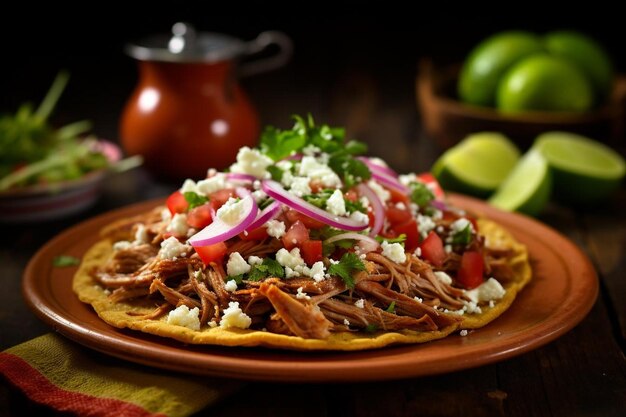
top-left (0, 334), bottom-right (243, 417)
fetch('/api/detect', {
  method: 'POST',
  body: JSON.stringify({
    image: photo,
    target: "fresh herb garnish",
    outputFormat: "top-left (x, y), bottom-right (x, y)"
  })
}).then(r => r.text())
top-left (226, 274), bottom-right (244, 285)
top-left (183, 192), bottom-right (208, 209)
top-left (364, 323), bottom-right (379, 333)
top-left (327, 252), bottom-right (366, 289)
top-left (409, 181), bottom-right (435, 208)
top-left (385, 301), bottom-right (396, 314)
top-left (451, 223), bottom-right (473, 246)
top-left (52, 255), bottom-right (80, 267)
top-left (328, 152), bottom-right (371, 189)
top-left (247, 258), bottom-right (285, 281)
top-left (266, 165), bottom-right (284, 182)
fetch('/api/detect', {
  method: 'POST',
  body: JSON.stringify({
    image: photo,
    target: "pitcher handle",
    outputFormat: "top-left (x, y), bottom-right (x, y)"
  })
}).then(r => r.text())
top-left (239, 31), bottom-right (293, 77)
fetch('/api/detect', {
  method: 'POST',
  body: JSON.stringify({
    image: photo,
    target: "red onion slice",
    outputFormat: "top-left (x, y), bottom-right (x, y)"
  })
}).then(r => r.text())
top-left (261, 180), bottom-right (368, 231)
top-left (370, 170), bottom-right (409, 194)
top-left (357, 156), bottom-right (398, 177)
top-left (226, 173), bottom-right (257, 184)
top-left (323, 232), bottom-right (379, 254)
top-left (189, 195), bottom-right (258, 247)
top-left (245, 200), bottom-right (282, 231)
top-left (357, 183), bottom-right (384, 237)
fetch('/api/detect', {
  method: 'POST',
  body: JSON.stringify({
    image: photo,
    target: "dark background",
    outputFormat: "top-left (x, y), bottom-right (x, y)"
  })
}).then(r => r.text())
top-left (1, 11), bottom-right (624, 152)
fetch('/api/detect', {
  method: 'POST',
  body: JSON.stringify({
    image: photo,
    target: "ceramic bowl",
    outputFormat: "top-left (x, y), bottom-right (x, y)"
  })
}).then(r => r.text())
top-left (0, 141), bottom-right (122, 223)
top-left (416, 59), bottom-right (626, 149)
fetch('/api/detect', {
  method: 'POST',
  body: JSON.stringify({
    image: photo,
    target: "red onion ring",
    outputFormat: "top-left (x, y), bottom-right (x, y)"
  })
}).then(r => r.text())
top-left (189, 195), bottom-right (258, 247)
top-left (357, 156), bottom-right (398, 177)
top-left (245, 200), bottom-right (282, 231)
top-left (370, 171), bottom-right (409, 194)
top-left (323, 232), bottom-right (379, 254)
top-left (356, 183), bottom-right (384, 237)
top-left (261, 180), bottom-right (368, 231)
top-left (226, 173), bottom-right (257, 183)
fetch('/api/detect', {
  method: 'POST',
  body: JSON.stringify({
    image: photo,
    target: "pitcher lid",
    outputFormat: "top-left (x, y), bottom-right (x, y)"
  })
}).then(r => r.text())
top-left (125, 22), bottom-right (247, 63)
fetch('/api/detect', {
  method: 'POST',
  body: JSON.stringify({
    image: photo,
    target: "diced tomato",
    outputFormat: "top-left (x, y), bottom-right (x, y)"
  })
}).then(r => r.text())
top-left (417, 172), bottom-right (445, 200)
top-left (309, 180), bottom-right (324, 193)
top-left (301, 240), bottom-right (323, 265)
top-left (282, 220), bottom-right (309, 250)
top-left (186, 203), bottom-right (213, 229)
top-left (386, 205), bottom-right (412, 226)
top-left (419, 231), bottom-right (446, 267)
top-left (166, 190), bottom-right (189, 215)
top-left (285, 209), bottom-right (326, 229)
top-left (239, 226), bottom-right (269, 241)
top-left (344, 189), bottom-right (359, 202)
top-left (392, 219), bottom-right (420, 252)
top-left (209, 188), bottom-right (236, 213)
top-left (388, 187), bottom-right (410, 205)
top-left (457, 251), bottom-right (484, 289)
top-left (194, 242), bottom-right (228, 265)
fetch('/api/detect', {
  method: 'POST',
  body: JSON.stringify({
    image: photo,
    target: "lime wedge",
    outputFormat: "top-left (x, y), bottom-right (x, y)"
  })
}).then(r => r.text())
top-left (534, 132), bottom-right (625, 204)
top-left (489, 150), bottom-right (552, 216)
top-left (432, 133), bottom-right (521, 197)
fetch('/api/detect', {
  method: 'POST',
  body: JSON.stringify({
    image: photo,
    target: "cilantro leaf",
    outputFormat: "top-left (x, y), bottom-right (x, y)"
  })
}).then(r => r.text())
top-left (328, 153), bottom-right (371, 189)
top-left (409, 181), bottom-right (434, 208)
top-left (260, 126), bottom-right (306, 161)
top-left (327, 252), bottom-right (366, 289)
top-left (247, 258), bottom-right (285, 281)
top-left (451, 223), bottom-right (473, 246)
top-left (364, 323), bottom-right (379, 333)
top-left (52, 255), bottom-right (80, 267)
top-left (226, 274), bottom-right (244, 285)
top-left (344, 140), bottom-right (368, 155)
top-left (385, 301), bottom-right (396, 313)
top-left (266, 165), bottom-right (284, 182)
top-left (184, 192), bottom-right (208, 209)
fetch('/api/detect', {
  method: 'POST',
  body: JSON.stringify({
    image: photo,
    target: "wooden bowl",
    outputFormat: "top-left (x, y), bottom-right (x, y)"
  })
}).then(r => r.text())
top-left (417, 59), bottom-right (626, 149)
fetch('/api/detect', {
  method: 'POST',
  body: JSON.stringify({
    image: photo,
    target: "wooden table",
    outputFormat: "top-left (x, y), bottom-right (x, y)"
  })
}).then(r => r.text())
top-left (1, 59), bottom-right (625, 417)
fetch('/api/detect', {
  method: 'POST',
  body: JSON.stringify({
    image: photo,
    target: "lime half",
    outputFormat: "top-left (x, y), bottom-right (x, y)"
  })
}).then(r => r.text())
top-left (533, 132), bottom-right (625, 204)
top-left (433, 132), bottom-right (521, 197)
top-left (489, 150), bottom-right (552, 216)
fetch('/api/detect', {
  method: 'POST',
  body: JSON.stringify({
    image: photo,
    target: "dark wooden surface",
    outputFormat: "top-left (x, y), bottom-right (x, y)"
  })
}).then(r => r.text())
top-left (1, 30), bottom-right (626, 415)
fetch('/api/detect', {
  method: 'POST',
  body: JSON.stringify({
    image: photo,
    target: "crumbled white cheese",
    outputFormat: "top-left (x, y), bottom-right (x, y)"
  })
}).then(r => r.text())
top-left (367, 180), bottom-right (391, 202)
top-left (275, 247), bottom-right (306, 270)
top-left (166, 305), bottom-right (200, 331)
top-left (266, 220), bottom-right (286, 238)
top-left (196, 174), bottom-right (226, 195)
top-left (216, 198), bottom-right (247, 225)
top-left (289, 176), bottom-right (312, 197)
top-left (159, 236), bottom-right (191, 260)
top-left (247, 255), bottom-right (263, 267)
top-left (275, 160), bottom-right (293, 171)
top-left (349, 211), bottom-right (369, 225)
top-left (161, 208), bottom-right (172, 222)
top-left (414, 296), bottom-right (423, 303)
top-left (296, 287), bottom-right (311, 300)
top-left (224, 279), bottom-right (238, 292)
top-left (417, 214), bottom-right (436, 238)
top-left (414, 247), bottom-right (422, 257)
top-left (460, 329), bottom-right (468, 337)
top-left (354, 299), bottom-right (365, 308)
top-left (229, 146), bottom-right (273, 178)
top-left (395, 202), bottom-right (407, 210)
top-left (399, 173), bottom-right (417, 187)
top-left (465, 278), bottom-right (506, 304)
top-left (280, 169), bottom-right (294, 187)
top-left (444, 244), bottom-right (452, 253)
top-left (326, 189), bottom-right (346, 216)
top-left (451, 217), bottom-right (473, 233)
top-left (302, 144), bottom-right (321, 155)
top-left (166, 213), bottom-right (189, 236)
top-left (303, 261), bottom-right (326, 282)
top-left (463, 300), bottom-right (483, 314)
top-left (298, 156), bottom-right (342, 187)
top-left (343, 319), bottom-right (351, 327)
top-left (381, 241), bottom-right (406, 264)
top-left (252, 190), bottom-right (267, 203)
top-left (226, 252), bottom-right (251, 276)
top-left (219, 301), bottom-right (252, 329)
top-left (434, 271), bottom-right (453, 285)
top-left (180, 179), bottom-right (199, 194)
top-left (133, 224), bottom-right (149, 244)
top-left (284, 266), bottom-right (300, 278)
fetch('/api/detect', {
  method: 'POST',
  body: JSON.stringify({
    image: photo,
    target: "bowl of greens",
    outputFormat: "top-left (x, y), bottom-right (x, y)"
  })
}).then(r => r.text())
top-left (0, 72), bottom-right (129, 222)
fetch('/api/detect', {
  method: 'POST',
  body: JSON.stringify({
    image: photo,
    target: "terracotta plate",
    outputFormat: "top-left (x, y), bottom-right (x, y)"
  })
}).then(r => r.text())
top-left (22, 195), bottom-right (598, 382)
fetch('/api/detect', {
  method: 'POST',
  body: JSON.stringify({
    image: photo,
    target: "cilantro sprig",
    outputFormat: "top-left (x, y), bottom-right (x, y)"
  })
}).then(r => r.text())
top-left (409, 181), bottom-right (435, 208)
top-left (259, 114), bottom-right (371, 189)
top-left (327, 252), bottom-right (366, 289)
top-left (183, 192), bottom-right (208, 209)
top-left (247, 258), bottom-right (285, 281)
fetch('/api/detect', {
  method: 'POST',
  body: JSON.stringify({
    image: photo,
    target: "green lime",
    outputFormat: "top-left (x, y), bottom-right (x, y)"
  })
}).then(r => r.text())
top-left (544, 31), bottom-right (614, 104)
top-left (496, 55), bottom-right (593, 112)
top-left (433, 132), bottom-right (521, 198)
top-left (458, 31), bottom-right (544, 107)
top-left (533, 132), bottom-right (625, 204)
top-left (489, 150), bottom-right (552, 216)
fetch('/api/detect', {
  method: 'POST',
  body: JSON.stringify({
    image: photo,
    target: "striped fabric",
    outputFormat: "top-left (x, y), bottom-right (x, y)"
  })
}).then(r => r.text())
top-left (0, 334), bottom-right (242, 417)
